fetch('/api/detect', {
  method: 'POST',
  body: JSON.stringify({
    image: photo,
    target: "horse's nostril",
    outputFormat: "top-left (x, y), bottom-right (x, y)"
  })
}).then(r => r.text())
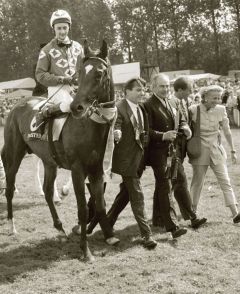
top-left (77, 105), bottom-right (84, 112)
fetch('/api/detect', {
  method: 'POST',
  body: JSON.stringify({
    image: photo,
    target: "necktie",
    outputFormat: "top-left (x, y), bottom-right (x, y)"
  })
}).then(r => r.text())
top-left (180, 100), bottom-right (188, 122)
top-left (137, 106), bottom-right (143, 133)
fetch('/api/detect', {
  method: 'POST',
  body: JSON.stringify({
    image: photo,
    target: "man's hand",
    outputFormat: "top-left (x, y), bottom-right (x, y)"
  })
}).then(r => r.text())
top-left (162, 130), bottom-right (177, 141)
top-left (181, 125), bottom-right (192, 140)
top-left (114, 130), bottom-right (122, 143)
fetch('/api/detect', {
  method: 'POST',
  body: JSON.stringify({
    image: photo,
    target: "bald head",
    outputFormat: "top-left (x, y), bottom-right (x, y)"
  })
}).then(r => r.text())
top-left (151, 73), bottom-right (170, 99)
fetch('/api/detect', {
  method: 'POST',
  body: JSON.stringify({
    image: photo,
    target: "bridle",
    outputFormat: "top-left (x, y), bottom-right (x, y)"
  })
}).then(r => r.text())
top-left (83, 56), bottom-right (116, 125)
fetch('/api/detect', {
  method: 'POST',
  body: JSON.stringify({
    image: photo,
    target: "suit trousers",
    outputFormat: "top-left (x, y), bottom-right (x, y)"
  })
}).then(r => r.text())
top-left (151, 165), bottom-right (178, 232)
top-left (108, 176), bottom-right (152, 238)
top-left (152, 161), bottom-right (196, 224)
top-left (190, 162), bottom-right (237, 210)
top-left (172, 162), bottom-right (196, 220)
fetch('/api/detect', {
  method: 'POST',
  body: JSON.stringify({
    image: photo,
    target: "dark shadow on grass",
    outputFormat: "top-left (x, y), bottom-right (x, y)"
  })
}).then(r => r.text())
top-left (0, 221), bottom-right (191, 285)
top-left (0, 224), bottom-right (150, 285)
top-left (87, 222), bottom-right (178, 253)
top-left (0, 233), bottom-right (91, 285)
top-left (0, 201), bottom-right (47, 220)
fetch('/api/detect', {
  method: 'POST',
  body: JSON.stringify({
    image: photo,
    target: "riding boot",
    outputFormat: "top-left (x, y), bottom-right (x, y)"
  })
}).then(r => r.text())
top-left (34, 103), bottom-right (65, 129)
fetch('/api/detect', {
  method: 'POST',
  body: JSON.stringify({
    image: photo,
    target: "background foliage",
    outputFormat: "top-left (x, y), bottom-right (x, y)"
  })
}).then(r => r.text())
top-left (1, 0), bottom-right (240, 81)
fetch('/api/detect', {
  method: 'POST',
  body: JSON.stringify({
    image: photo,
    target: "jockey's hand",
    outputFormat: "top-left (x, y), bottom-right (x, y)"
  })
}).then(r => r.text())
top-left (231, 152), bottom-right (237, 164)
top-left (71, 78), bottom-right (78, 86)
top-left (162, 130), bottom-right (177, 142)
top-left (114, 130), bottom-right (122, 143)
top-left (62, 76), bottom-right (73, 85)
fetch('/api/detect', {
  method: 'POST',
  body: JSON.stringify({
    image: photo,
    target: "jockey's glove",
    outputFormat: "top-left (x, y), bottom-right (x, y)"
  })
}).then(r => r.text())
top-left (71, 78), bottom-right (78, 85)
top-left (62, 76), bottom-right (73, 85)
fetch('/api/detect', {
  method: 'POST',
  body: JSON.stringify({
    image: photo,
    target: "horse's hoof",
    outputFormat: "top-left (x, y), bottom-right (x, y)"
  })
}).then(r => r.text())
top-left (86, 227), bottom-right (93, 235)
top-left (8, 229), bottom-right (18, 236)
top-left (72, 225), bottom-right (81, 235)
top-left (61, 186), bottom-right (69, 197)
top-left (105, 237), bottom-right (120, 246)
top-left (58, 235), bottom-right (68, 243)
top-left (54, 200), bottom-right (62, 206)
top-left (84, 254), bottom-right (95, 263)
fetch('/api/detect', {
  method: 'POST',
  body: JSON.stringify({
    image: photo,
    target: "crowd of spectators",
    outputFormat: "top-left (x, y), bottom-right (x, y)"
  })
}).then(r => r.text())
top-left (0, 98), bottom-right (17, 126)
top-left (1, 77), bottom-right (240, 127)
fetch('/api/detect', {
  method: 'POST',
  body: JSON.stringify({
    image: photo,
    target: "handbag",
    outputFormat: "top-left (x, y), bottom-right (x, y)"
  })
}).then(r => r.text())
top-left (187, 105), bottom-right (201, 159)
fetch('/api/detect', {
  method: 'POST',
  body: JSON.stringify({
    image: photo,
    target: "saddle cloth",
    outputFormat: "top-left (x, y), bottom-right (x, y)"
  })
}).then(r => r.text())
top-left (27, 100), bottom-right (68, 142)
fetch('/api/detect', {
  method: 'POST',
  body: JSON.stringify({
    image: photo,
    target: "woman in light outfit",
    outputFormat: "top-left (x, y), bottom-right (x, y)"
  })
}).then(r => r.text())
top-left (189, 85), bottom-right (240, 223)
top-left (35, 9), bottom-right (84, 128)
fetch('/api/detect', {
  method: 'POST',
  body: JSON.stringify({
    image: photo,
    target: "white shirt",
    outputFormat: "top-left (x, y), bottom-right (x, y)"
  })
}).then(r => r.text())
top-left (126, 99), bottom-right (144, 127)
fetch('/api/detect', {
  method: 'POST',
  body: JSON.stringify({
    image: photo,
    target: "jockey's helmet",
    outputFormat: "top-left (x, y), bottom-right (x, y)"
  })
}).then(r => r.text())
top-left (50, 10), bottom-right (72, 27)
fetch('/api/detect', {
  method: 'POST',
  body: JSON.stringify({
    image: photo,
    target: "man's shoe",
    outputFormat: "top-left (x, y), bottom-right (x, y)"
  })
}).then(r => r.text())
top-left (142, 236), bottom-right (157, 249)
top-left (233, 213), bottom-right (240, 224)
top-left (191, 217), bottom-right (207, 229)
top-left (105, 237), bottom-right (120, 246)
top-left (171, 227), bottom-right (187, 239)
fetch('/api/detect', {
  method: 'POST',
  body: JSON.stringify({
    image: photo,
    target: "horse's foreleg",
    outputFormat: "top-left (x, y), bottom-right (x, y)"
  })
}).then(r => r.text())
top-left (71, 168), bottom-right (94, 262)
top-left (88, 176), bottom-right (119, 245)
top-left (43, 164), bottom-right (66, 239)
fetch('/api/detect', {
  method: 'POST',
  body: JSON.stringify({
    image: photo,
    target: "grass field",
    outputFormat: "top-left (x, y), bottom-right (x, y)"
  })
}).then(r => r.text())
top-left (0, 126), bottom-right (240, 294)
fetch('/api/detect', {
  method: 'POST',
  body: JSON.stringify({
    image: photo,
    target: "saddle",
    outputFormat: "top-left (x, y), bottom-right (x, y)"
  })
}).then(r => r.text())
top-left (27, 110), bottom-right (69, 167)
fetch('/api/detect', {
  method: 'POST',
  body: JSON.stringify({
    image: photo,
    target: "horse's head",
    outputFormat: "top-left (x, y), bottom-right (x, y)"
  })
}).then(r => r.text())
top-left (70, 40), bottom-right (115, 118)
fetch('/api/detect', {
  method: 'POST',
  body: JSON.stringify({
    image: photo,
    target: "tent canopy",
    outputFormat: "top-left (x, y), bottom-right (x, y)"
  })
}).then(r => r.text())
top-left (111, 62), bottom-right (140, 84)
top-left (0, 77), bottom-right (36, 90)
top-left (188, 73), bottom-right (220, 81)
top-left (171, 73), bottom-right (220, 82)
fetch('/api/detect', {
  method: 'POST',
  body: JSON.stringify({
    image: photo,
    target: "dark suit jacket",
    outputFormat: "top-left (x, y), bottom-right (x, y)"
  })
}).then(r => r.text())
top-left (169, 96), bottom-right (189, 160)
top-left (144, 94), bottom-right (176, 166)
top-left (111, 99), bottom-right (149, 177)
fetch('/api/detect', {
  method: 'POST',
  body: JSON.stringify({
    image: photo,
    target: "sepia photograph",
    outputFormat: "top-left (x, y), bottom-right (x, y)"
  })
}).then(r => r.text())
top-left (0, 1), bottom-right (240, 293)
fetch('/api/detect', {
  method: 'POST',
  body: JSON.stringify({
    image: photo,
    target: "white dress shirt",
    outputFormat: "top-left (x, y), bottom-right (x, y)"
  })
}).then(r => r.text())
top-left (126, 99), bottom-right (144, 127)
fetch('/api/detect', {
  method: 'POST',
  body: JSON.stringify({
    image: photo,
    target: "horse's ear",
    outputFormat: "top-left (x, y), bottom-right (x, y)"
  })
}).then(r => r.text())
top-left (99, 40), bottom-right (108, 59)
top-left (84, 39), bottom-right (91, 57)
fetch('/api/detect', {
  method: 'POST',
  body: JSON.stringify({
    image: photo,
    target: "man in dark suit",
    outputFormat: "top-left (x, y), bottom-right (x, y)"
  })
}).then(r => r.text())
top-left (144, 74), bottom-right (188, 237)
top-left (109, 77), bottom-right (157, 249)
top-left (166, 77), bottom-right (207, 227)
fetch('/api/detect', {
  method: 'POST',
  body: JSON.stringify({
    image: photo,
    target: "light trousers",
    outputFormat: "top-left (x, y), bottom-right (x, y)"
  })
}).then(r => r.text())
top-left (48, 85), bottom-right (73, 112)
top-left (190, 161), bottom-right (237, 209)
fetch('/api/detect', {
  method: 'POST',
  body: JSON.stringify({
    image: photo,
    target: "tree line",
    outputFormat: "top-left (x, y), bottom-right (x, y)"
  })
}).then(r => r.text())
top-left (0, 0), bottom-right (240, 82)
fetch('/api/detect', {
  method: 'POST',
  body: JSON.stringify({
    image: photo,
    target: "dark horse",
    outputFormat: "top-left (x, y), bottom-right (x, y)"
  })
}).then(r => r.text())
top-left (1, 40), bottom-right (118, 262)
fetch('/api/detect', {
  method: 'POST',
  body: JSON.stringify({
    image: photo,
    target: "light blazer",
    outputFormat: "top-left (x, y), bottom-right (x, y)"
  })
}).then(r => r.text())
top-left (111, 99), bottom-right (149, 177)
top-left (188, 103), bottom-right (230, 165)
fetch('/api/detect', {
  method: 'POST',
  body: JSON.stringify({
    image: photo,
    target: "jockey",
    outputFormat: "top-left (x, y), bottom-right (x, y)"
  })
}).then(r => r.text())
top-left (35, 9), bottom-right (84, 128)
